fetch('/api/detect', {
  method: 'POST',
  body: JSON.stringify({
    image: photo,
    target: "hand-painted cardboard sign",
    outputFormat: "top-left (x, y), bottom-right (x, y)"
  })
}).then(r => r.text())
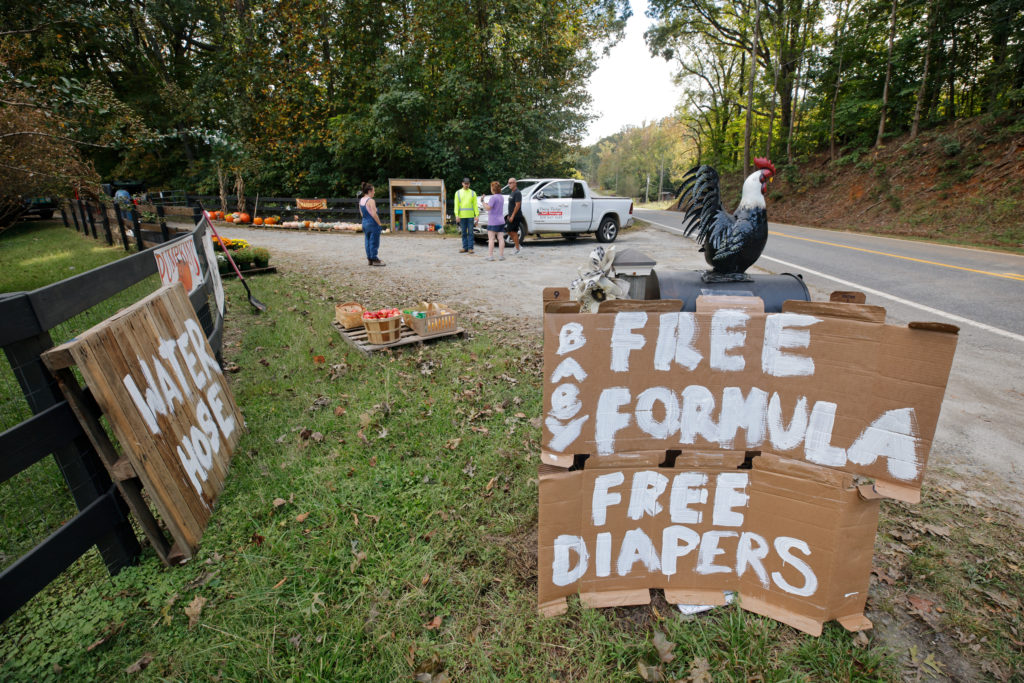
top-left (154, 237), bottom-right (203, 294)
top-left (537, 453), bottom-right (880, 636)
top-left (48, 284), bottom-right (243, 557)
top-left (542, 302), bottom-right (958, 500)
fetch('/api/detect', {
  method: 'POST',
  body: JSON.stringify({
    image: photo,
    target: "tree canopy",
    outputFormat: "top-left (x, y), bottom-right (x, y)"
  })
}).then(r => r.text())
top-left (1, 0), bottom-right (630, 199)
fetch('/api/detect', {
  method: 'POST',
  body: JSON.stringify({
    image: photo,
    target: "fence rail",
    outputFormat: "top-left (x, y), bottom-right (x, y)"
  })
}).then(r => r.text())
top-left (0, 213), bottom-right (223, 622)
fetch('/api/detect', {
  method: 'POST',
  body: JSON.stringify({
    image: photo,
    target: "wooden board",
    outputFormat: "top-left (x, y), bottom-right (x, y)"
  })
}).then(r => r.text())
top-left (42, 284), bottom-right (244, 561)
top-left (332, 320), bottom-right (464, 356)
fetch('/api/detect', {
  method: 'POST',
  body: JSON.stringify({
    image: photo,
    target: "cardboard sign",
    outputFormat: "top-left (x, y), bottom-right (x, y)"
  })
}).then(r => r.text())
top-left (537, 453), bottom-right (880, 636)
top-left (47, 284), bottom-right (243, 556)
top-left (542, 302), bottom-right (958, 498)
top-left (154, 237), bottom-right (203, 294)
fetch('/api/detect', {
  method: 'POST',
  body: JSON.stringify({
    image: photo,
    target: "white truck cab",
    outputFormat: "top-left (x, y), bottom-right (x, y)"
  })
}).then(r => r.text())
top-left (473, 178), bottom-right (633, 244)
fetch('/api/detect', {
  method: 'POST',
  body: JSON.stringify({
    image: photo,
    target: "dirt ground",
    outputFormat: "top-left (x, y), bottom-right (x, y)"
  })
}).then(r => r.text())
top-left (210, 222), bottom-right (1024, 515)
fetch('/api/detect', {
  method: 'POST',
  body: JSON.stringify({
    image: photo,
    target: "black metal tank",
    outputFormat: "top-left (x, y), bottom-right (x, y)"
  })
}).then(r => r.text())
top-left (647, 270), bottom-right (810, 313)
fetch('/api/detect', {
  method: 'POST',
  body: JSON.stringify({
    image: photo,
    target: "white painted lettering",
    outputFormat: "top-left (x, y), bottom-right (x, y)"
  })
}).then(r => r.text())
top-left (718, 387), bottom-right (768, 448)
top-left (654, 312), bottom-right (702, 371)
top-left (762, 314), bottom-right (819, 377)
top-left (627, 471), bottom-right (668, 520)
top-left (847, 408), bottom-right (920, 480)
top-left (545, 415), bottom-right (589, 452)
top-left (635, 387), bottom-right (680, 440)
top-left (557, 322), bottom-right (586, 355)
top-left (549, 383), bottom-right (583, 420)
top-left (712, 473), bottom-right (749, 526)
top-left (660, 526), bottom-right (700, 577)
top-left (736, 532), bottom-right (771, 588)
top-left (596, 532), bottom-right (612, 577)
top-left (804, 401), bottom-right (847, 467)
top-left (610, 312), bottom-right (647, 372)
top-left (550, 357), bottom-right (587, 383)
top-left (552, 535), bottom-right (589, 586)
top-left (679, 385), bottom-right (719, 444)
top-left (669, 472), bottom-right (708, 524)
top-left (771, 537), bottom-right (818, 596)
top-left (617, 528), bottom-right (660, 576)
top-left (767, 393), bottom-right (809, 450)
top-left (595, 387), bottom-right (632, 455)
top-left (206, 382), bottom-right (236, 440)
top-left (592, 472), bottom-right (624, 526)
top-left (710, 309), bottom-right (748, 371)
top-left (696, 530), bottom-right (737, 575)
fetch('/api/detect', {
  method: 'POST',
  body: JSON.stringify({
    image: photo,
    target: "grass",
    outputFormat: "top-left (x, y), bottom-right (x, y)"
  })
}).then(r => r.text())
top-left (0, 220), bottom-right (158, 573)
top-left (1, 239), bottom-right (1022, 680)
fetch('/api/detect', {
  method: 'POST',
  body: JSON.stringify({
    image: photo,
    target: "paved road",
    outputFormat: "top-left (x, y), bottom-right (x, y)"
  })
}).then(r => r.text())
top-left (634, 208), bottom-right (1024, 492)
top-left (635, 208), bottom-right (1024, 342)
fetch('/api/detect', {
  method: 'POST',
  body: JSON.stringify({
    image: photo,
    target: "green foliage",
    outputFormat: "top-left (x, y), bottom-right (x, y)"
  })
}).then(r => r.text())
top-left (252, 247), bottom-right (271, 267)
top-left (232, 248), bottom-right (253, 268)
top-left (938, 135), bottom-right (962, 157)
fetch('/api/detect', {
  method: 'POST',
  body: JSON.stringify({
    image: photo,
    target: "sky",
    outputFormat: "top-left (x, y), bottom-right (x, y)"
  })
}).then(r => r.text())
top-left (583, 0), bottom-right (684, 146)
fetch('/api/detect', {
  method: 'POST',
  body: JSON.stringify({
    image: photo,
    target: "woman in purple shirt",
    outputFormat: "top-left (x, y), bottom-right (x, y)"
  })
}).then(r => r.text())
top-left (485, 181), bottom-right (506, 261)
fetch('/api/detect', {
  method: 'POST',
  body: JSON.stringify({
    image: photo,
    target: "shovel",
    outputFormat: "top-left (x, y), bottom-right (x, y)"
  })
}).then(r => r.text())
top-left (201, 204), bottom-right (267, 312)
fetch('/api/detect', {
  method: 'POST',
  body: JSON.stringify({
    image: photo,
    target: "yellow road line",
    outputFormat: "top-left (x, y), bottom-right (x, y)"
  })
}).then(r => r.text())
top-left (768, 231), bottom-right (1024, 282)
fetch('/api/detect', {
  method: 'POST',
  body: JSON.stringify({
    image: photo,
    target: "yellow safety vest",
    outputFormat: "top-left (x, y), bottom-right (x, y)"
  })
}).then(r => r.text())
top-left (454, 188), bottom-right (478, 218)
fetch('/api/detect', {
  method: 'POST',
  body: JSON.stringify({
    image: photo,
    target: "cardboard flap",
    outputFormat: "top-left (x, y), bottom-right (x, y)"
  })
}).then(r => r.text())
top-left (599, 299), bottom-right (683, 313)
top-left (696, 295), bottom-right (764, 313)
top-left (830, 291), bottom-right (867, 304)
top-left (540, 451), bottom-right (575, 469)
top-left (909, 321), bottom-right (960, 335)
top-left (782, 300), bottom-right (886, 323)
top-left (753, 453), bottom-right (854, 489)
top-left (580, 589), bottom-right (651, 608)
top-left (544, 301), bottom-right (582, 313)
top-left (543, 287), bottom-right (571, 302)
top-left (673, 451), bottom-right (746, 469)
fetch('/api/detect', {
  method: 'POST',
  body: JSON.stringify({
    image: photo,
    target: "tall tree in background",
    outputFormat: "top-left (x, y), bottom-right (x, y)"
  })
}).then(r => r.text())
top-left (875, 0), bottom-right (898, 147)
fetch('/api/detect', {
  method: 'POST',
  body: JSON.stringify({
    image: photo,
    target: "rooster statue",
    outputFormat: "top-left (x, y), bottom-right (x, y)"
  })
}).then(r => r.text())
top-left (678, 157), bottom-right (777, 282)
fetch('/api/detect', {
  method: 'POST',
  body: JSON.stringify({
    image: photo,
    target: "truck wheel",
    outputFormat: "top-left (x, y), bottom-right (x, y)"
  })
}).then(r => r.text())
top-left (506, 222), bottom-right (526, 246)
top-left (595, 216), bottom-right (618, 243)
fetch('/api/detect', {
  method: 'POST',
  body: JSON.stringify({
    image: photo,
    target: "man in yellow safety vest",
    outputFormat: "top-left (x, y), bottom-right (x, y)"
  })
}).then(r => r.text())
top-left (454, 177), bottom-right (478, 254)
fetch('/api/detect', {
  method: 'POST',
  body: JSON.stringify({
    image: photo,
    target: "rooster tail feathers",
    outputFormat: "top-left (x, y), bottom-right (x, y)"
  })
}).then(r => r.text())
top-left (678, 164), bottom-right (723, 246)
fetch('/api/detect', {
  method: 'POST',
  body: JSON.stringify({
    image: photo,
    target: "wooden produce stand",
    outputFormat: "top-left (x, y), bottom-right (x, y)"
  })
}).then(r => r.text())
top-left (388, 179), bottom-right (446, 233)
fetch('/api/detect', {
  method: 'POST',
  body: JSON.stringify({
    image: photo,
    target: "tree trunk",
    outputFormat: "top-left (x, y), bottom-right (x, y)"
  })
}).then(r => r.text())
top-left (875, 0), bottom-right (898, 148)
top-left (911, 0), bottom-right (936, 139)
top-left (744, 0), bottom-right (762, 178)
top-left (766, 60), bottom-right (779, 158)
top-left (217, 163), bottom-right (228, 215)
top-left (947, 28), bottom-right (957, 119)
top-left (829, 3), bottom-right (851, 162)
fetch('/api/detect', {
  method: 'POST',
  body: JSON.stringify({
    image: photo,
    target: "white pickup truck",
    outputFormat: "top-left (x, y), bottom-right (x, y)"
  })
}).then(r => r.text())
top-left (474, 178), bottom-right (633, 244)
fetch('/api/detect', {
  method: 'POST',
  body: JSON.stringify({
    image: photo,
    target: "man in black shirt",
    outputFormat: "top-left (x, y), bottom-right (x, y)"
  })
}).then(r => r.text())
top-left (505, 177), bottom-right (523, 254)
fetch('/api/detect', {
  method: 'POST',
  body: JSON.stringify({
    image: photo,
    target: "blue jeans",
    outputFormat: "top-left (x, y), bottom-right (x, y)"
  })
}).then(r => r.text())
top-left (364, 224), bottom-right (381, 260)
top-left (459, 218), bottom-right (474, 251)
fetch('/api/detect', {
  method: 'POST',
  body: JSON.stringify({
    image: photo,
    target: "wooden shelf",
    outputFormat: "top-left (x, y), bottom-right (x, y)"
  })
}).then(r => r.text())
top-left (389, 178), bottom-right (446, 233)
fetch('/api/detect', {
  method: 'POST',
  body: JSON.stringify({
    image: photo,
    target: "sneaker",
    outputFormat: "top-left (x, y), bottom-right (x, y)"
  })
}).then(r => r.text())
top-left (514, 247), bottom-right (521, 255)
top-left (499, 256), bottom-right (505, 261)
top-left (485, 255), bottom-right (494, 261)
top-left (459, 249), bottom-right (467, 253)
top-left (468, 250), bottom-right (475, 254)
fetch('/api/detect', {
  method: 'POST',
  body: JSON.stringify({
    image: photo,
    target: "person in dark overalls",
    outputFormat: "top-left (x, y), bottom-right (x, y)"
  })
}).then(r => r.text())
top-left (358, 182), bottom-right (386, 266)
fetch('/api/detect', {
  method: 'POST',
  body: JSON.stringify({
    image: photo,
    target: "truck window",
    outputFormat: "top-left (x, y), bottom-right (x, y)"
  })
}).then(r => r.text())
top-left (543, 181), bottom-right (572, 199)
top-left (572, 182), bottom-right (586, 199)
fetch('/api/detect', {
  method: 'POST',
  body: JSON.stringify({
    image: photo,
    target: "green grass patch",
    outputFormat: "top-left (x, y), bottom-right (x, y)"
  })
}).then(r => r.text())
top-left (2, 268), bottom-right (1020, 680)
top-left (0, 220), bottom-right (128, 293)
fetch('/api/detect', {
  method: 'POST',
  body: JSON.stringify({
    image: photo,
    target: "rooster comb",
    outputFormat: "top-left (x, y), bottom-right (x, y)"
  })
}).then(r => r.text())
top-left (754, 157), bottom-right (777, 176)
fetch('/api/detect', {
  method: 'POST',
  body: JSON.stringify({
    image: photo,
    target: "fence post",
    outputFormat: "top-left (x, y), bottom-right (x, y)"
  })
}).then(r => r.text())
top-left (59, 204), bottom-right (69, 228)
top-left (85, 201), bottom-right (99, 239)
top-left (156, 205), bottom-right (170, 243)
top-left (130, 206), bottom-right (144, 252)
top-left (68, 201), bottom-right (80, 232)
top-left (192, 206), bottom-right (202, 224)
top-left (114, 206), bottom-right (130, 251)
top-left (3, 327), bottom-right (140, 576)
top-left (99, 206), bottom-right (113, 246)
top-left (76, 200), bottom-right (88, 235)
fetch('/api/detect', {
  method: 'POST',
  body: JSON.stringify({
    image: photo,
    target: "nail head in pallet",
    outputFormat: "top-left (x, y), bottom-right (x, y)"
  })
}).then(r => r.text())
top-left (331, 320), bottom-right (465, 355)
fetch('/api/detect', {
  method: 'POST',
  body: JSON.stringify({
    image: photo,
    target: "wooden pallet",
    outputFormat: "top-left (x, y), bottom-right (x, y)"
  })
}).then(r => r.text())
top-left (220, 266), bottom-right (278, 279)
top-left (332, 320), bottom-right (465, 355)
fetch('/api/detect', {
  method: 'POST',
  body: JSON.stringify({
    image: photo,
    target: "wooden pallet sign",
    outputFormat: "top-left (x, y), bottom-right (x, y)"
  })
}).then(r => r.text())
top-left (43, 284), bottom-right (244, 563)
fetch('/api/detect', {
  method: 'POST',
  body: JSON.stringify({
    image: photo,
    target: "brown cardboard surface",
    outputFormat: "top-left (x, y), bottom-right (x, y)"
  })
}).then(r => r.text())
top-left (541, 307), bottom-right (957, 496)
top-left (536, 455), bottom-right (881, 635)
top-left (696, 295), bottom-right (765, 314)
top-left (830, 291), bottom-right (867, 304)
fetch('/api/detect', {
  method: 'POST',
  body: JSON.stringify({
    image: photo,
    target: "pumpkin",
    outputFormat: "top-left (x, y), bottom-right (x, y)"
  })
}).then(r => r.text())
top-left (265, 217), bottom-right (276, 225)
top-left (303, 221), bottom-right (312, 229)
top-left (238, 213), bottom-right (251, 223)
top-left (233, 217), bottom-right (242, 224)
top-left (253, 217), bottom-right (264, 226)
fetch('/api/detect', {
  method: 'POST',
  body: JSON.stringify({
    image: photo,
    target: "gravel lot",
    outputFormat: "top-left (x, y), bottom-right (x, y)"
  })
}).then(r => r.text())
top-left (208, 221), bottom-right (1024, 510)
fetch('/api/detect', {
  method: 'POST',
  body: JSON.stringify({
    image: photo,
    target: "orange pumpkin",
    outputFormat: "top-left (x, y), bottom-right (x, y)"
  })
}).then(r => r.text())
top-left (238, 213), bottom-right (251, 223)
top-left (265, 217), bottom-right (276, 225)
top-left (253, 217), bottom-right (264, 226)
top-left (303, 220), bottom-right (312, 229)
top-left (233, 217), bottom-right (242, 224)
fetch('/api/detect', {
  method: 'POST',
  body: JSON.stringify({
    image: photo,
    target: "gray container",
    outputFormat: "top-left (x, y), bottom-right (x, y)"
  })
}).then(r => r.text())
top-left (648, 270), bottom-right (810, 312)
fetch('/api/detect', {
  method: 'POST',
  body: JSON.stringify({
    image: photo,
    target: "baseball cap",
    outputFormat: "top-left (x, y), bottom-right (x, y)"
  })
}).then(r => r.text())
top-left (462, 177), bottom-right (471, 183)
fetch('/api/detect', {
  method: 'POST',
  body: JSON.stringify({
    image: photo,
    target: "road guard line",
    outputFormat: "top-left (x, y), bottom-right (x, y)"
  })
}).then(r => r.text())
top-left (767, 231), bottom-right (1024, 282)
top-left (637, 215), bottom-right (1024, 344)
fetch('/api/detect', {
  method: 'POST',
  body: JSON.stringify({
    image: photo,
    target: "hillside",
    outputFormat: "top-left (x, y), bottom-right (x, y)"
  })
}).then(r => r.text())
top-left (704, 113), bottom-right (1024, 251)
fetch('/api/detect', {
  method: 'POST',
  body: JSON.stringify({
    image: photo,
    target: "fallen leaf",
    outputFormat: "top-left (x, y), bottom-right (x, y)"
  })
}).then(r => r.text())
top-left (161, 593), bottom-right (179, 625)
top-left (445, 437), bottom-right (462, 450)
top-left (852, 631), bottom-right (870, 648)
top-left (514, 412), bottom-right (526, 418)
top-left (223, 362), bottom-right (241, 373)
top-left (184, 596), bottom-right (207, 628)
top-left (311, 431), bottom-right (324, 442)
top-left (368, 455), bottom-right (377, 467)
top-left (350, 551), bottom-right (367, 572)
top-left (334, 405), bottom-right (347, 416)
top-left (485, 477), bottom-right (497, 492)
top-left (273, 576), bottom-right (288, 589)
top-left (636, 661), bottom-right (665, 681)
top-left (529, 417), bottom-right (542, 428)
top-left (424, 615), bottom-right (443, 630)
top-left (184, 571), bottom-right (217, 591)
top-left (295, 512), bottom-right (309, 523)
top-left (462, 462), bottom-right (476, 477)
top-left (421, 574), bottom-right (431, 586)
top-left (250, 533), bottom-right (265, 546)
top-left (652, 629), bottom-right (676, 663)
top-left (359, 413), bottom-right (372, 428)
top-left (288, 634), bottom-right (302, 650)
top-left (470, 426), bottom-right (489, 434)
top-left (273, 497), bottom-right (287, 508)
top-left (125, 653), bottom-right (154, 674)
top-left (357, 429), bottom-right (369, 445)
top-left (313, 355), bottom-right (325, 364)
top-left (907, 595), bottom-right (935, 613)
top-left (86, 621), bottom-right (124, 651)
top-left (299, 428), bottom-right (312, 440)
top-left (690, 656), bottom-right (713, 683)
top-left (259, 358), bottom-right (270, 367)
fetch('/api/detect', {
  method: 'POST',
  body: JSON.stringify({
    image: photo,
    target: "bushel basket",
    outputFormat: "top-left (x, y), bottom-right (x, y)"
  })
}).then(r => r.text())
top-left (335, 302), bottom-right (366, 329)
top-left (363, 315), bottom-right (402, 344)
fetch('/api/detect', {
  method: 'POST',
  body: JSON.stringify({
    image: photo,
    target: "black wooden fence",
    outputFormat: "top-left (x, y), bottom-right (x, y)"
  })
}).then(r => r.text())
top-left (0, 216), bottom-right (224, 622)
